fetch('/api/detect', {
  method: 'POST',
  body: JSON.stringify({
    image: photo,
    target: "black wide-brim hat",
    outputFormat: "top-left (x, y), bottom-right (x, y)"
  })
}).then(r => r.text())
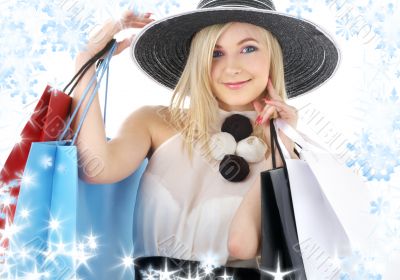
top-left (130, 0), bottom-right (340, 99)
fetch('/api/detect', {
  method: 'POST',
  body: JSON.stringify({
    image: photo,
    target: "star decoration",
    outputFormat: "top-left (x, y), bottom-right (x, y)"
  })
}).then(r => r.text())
top-left (20, 171), bottom-right (36, 188)
top-left (86, 233), bottom-right (98, 250)
top-left (259, 257), bottom-right (295, 280)
top-left (158, 260), bottom-right (180, 280)
top-left (122, 256), bottom-right (134, 267)
top-left (217, 269), bottom-right (233, 280)
top-left (20, 209), bottom-right (30, 218)
top-left (23, 265), bottom-right (48, 280)
top-left (49, 218), bottom-right (61, 231)
top-left (140, 265), bottom-right (158, 280)
top-left (176, 265), bottom-right (202, 280)
top-left (0, 220), bottom-right (20, 243)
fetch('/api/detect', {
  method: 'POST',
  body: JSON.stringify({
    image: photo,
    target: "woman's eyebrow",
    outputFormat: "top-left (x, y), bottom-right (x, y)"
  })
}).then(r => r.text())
top-left (215, 37), bottom-right (259, 48)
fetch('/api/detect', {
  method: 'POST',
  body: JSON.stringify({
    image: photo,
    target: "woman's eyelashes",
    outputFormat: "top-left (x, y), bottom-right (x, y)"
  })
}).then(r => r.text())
top-left (242, 46), bottom-right (258, 53)
top-left (212, 45), bottom-right (258, 58)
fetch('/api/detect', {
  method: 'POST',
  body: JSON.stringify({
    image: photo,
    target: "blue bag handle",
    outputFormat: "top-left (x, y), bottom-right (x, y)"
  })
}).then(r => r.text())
top-left (58, 41), bottom-right (117, 145)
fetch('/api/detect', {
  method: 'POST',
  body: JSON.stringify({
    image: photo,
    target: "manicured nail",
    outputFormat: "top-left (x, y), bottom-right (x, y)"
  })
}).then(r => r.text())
top-left (255, 116), bottom-right (262, 125)
top-left (261, 115), bottom-right (269, 124)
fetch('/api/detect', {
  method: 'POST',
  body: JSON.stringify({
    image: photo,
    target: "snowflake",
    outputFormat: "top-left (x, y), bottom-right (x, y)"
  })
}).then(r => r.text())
top-left (325, 0), bottom-right (356, 11)
top-left (347, 137), bottom-right (400, 181)
top-left (285, 0), bottom-right (312, 18)
top-left (335, 14), bottom-right (359, 41)
top-left (40, 155), bottom-right (53, 169)
top-left (359, 2), bottom-right (400, 62)
top-left (140, 265), bottom-right (159, 280)
top-left (339, 251), bottom-right (383, 280)
top-left (39, 5), bottom-right (92, 58)
top-left (346, 87), bottom-right (400, 181)
top-left (370, 197), bottom-right (390, 215)
top-left (355, 1), bottom-right (385, 26)
top-left (153, 0), bottom-right (181, 16)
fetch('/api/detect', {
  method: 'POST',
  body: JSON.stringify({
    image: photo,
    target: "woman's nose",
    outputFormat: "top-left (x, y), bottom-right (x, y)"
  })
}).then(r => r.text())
top-left (226, 67), bottom-right (241, 75)
top-left (225, 63), bottom-right (242, 75)
top-left (224, 59), bottom-right (242, 75)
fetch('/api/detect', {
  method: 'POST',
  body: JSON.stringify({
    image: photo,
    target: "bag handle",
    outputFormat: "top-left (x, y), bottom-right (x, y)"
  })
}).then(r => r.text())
top-left (58, 41), bottom-right (117, 144)
top-left (274, 118), bottom-right (329, 153)
top-left (270, 118), bottom-right (288, 171)
top-left (71, 43), bottom-right (116, 145)
top-left (62, 39), bottom-right (116, 96)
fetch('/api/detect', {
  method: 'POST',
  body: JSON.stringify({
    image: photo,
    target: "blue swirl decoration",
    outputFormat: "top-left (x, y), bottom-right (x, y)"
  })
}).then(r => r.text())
top-left (0, 0), bottom-right (399, 279)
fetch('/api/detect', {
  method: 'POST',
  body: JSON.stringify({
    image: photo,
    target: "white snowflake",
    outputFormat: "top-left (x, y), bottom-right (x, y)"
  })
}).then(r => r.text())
top-left (40, 155), bottom-right (53, 169)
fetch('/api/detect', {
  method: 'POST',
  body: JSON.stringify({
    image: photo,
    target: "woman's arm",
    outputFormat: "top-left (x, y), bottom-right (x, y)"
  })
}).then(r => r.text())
top-left (71, 11), bottom-right (154, 184)
top-left (227, 175), bottom-right (263, 259)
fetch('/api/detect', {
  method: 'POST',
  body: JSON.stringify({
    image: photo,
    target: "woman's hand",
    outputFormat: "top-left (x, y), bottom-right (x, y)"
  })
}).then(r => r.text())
top-left (253, 77), bottom-right (298, 128)
top-left (252, 77), bottom-right (299, 160)
top-left (80, 9), bottom-right (155, 58)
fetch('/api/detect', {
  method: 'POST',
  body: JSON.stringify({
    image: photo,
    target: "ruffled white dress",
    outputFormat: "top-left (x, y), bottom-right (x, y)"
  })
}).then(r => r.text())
top-left (132, 108), bottom-right (268, 268)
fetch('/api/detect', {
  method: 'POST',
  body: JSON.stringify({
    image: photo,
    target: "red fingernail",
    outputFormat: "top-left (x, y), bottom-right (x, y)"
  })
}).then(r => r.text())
top-left (255, 116), bottom-right (262, 124)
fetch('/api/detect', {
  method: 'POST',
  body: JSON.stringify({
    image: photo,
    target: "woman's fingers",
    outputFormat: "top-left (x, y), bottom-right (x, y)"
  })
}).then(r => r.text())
top-left (264, 99), bottom-right (298, 127)
top-left (113, 34), bottom-right (136, 56)
top-left (260, 105), bottom-right (276, 124)
top-left (120, 10), bottom-right (154, 29)
top-left (83, 10), bottom-right (154, 57)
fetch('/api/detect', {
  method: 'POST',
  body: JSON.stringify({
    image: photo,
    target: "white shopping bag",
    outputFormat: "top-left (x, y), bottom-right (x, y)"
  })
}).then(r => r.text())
top-left (273, 119), bottom-right (376, 279)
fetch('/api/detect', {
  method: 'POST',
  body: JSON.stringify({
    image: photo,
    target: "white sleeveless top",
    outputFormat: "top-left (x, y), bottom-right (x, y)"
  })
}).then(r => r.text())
top-left (132, 108), bottom-right (268, 268)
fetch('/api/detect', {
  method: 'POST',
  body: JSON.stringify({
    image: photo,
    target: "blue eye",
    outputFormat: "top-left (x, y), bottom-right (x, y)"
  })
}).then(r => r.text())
top-left (213, 50), bottom-right (223, 58)
top-left (242, 46), bottom-right (257, 53)
top-left (212, 46), bottom-right (258, 58)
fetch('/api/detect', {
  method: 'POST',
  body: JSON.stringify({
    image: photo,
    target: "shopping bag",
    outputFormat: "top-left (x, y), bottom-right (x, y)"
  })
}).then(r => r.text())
top-left (9, 141), bottom-right (79, 278)
top-left (0, 86), bottom-right (72, 233)
top-left (9, 140), bottom-right (147, 279)
top-left (259, 119), bottom-right (307, 280)
top-left (0, 38), bottom-right (118, 249)
top-left (260, 118), bottom-right (354, 280)
top-left (273, 119), bottom-right (375, 263)
top-left (9, 39), bottom-right (148, 279)
top-left (76, 160), bottom-right (147, 280)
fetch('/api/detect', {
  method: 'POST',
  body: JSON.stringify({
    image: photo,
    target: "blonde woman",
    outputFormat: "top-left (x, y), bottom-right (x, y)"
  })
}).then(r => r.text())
top-left (73, 0), bottom-right (339, 278)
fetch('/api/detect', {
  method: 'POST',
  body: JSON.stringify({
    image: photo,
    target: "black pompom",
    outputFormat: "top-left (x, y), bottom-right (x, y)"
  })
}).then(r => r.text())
top-left (219, 154), bottom-right (250, 182)
top-left (221, 114), bottom-right (253, 142)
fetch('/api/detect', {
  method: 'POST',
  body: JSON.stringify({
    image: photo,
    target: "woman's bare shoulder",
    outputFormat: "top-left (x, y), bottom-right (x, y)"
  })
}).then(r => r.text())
top-left (135, 105), bottom-right (184, 159)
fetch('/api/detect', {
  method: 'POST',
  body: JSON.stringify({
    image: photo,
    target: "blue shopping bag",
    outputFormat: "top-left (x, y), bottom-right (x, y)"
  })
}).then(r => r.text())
top-left (10, 143), bottom-right (148, 279)
top-left (76, 159), bottom-right (147, 280)
top-left (10, 142), bottom-right (78, 278)
top-left (9, 40), bottom-right (148, 279)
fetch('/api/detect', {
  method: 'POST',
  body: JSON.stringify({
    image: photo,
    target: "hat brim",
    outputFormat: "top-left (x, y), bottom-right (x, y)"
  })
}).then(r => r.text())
top-left (130, 7), bottom-right (340, 99)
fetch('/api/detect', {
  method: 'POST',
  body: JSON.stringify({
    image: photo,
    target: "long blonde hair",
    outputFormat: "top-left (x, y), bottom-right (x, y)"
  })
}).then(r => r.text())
top-left (163, 22), bottom-right (287, 164)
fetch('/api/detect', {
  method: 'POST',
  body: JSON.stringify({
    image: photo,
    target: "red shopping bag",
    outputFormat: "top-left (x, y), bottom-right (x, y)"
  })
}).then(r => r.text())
top-left (0, 86), bottom-right (72, 226)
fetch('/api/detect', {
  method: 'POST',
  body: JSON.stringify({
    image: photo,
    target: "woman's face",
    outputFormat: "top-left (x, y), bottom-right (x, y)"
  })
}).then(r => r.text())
top-left (211, 22), bottom-right (270, 111)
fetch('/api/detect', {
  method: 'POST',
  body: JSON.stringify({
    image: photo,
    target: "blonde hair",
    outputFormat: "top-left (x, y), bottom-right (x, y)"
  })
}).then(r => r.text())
top-left (163, 22), bottom-right (287, 164)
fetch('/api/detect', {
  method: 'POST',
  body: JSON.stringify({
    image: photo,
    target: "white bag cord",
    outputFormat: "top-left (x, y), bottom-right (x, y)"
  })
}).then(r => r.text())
top-left (273, 118), bottom-right (329, 159)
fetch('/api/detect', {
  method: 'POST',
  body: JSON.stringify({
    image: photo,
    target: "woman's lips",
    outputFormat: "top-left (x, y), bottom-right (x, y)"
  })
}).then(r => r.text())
top-left (223, 80), bottom-right (250, 90)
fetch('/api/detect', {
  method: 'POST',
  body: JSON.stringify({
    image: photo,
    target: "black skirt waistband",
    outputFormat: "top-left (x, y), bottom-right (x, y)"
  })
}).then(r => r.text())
top-left (134, 256), bottom-right (261, 280)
